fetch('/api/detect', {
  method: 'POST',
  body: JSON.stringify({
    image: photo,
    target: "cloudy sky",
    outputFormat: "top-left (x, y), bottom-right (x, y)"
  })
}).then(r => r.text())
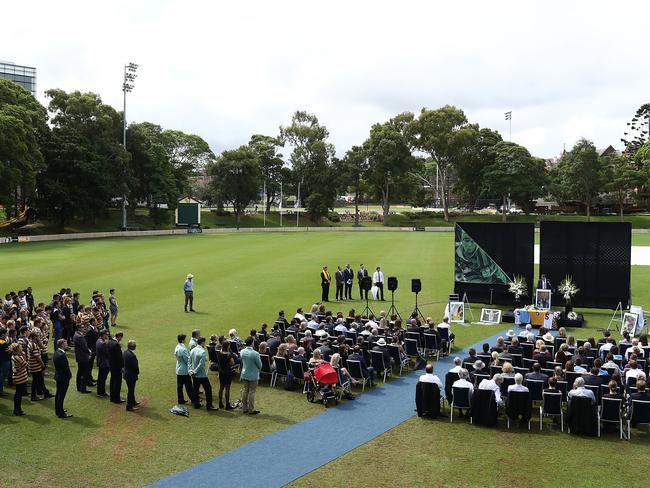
top-left (3, 0), bottom-right (648, 158)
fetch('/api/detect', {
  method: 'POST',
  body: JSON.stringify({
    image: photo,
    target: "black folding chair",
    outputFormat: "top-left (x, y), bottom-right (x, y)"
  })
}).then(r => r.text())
top-left (566, 371), bottom-right (583, 390)
top-left (506, 390), bottom-right (532, 429)
top-left (346, 359), bottom-right (368, 391)
top-left (463, 362), bottom-right (475, 373)
top-left (523, 358), bottom-right (536, 371)
top-left (439, 327), bottom-right (453, 353)
top-left (370, 350), bottom-right (391, 383)
top-left (289, 359), bottom-right (307, 393)
top-left (405, 338), bottom-right (423, 364)
top-left (521, 342), bottom-right (534, 359)
top-left (599, 397), bottom-right (624, 439)
top-left (501, 376), bottom-right (515, 397)
top-left (472, 373), bottom-right (490, 388)
top-left (388, 344), bottom-right (409, 375)
top-left (450, 386), bottom-right (472, 423)
top-left (556, 380), bottom-right (568, 402)
top-left (585, 384), bottom-right (601, 404)
top-left (489, 365), bottom-right (501, 377)
top-left (540, 390), bottom-right (563, 431)
top-left (260, 354), bottom-right (275, 385)
top-left (272, 356), bottom-right (289, 388)
top-left (525, 379), bottom-right (544, 403)
top-left (509, 354), bottom-right (523, 368)
top-left (405, 331), bottom-right (421, 347)
top-left (444, 372), bottom-right (459, 407)
top-left (627, 400), bottom-right (650, 439)
top-left (423, 333), bottom-right (441, 361)
top-left (514, 367), bottom-right (529, 377)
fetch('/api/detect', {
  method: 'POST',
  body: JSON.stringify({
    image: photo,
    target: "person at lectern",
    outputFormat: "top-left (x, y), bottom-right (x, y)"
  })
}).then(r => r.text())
top-left (320, 266), bottom-right (331, 302)
top-left (536, 274), bottom-right (553, 292)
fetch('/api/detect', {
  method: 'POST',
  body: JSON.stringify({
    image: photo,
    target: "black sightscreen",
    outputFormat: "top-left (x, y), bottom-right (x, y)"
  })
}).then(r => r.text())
top-left (454, 223), bottom-right (534, 305)
top-left (539, 221), bottom-right (631, 309)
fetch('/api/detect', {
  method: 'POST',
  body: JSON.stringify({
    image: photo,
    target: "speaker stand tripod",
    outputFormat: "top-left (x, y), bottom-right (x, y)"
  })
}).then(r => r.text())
top-left (361, 292), bottom-right (375, 318)
top-left (412, 291), bottom-right (424, 323)
top-left (387, 290), bottom-right (401, 319)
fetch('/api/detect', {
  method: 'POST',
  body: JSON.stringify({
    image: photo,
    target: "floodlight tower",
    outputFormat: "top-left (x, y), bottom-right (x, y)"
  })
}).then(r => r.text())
top-left (121, 62), bottom-right (138, 230)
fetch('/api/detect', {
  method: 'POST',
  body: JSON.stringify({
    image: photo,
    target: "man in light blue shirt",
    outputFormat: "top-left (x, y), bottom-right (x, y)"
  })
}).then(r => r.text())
top-left (175, 334), bottom-right (199, 407)
top-left (184, 273), bottom-right (195, 313)
top-left (189, 337), bottom-right (217, 410)
top-left (240, 336), bottom-right (262, 415)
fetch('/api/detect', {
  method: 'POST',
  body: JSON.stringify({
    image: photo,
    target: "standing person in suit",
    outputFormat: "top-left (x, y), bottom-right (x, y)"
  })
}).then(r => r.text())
top-left (536, 274), bottom-right (553, 292)
top-left (95, 330), bottom-right (110, 398)
top-left (10, 343), bottom-right (28, 416)
top-left (373, 266), bottom-right (385, 301)
top-left (175, 334), bottom-right (199, 407)
top-left (189, 337), bottom-right (218, 411)
top-left (357, 264), bottom-right (369, 300)
top-left (320, 266), bottom-right (331, 302)
top-left (85, 318), bottom-right (99, 386)
top-left (53, 339), bottom-right (73, 418)
top-left (240, 336), bottom-right (262, 415)
top-left (184, 273), bottom-right (195, 313)
top-left (344, 264), bottom-right (354, 300)
top-left (73, 326), bottom-right (91, 393)
top-left (335, 266), bottom-right (345, 301)
top-left (123, 340), bottom-right (140, 412)
top-left (108, 331), bottom-right (125, 403)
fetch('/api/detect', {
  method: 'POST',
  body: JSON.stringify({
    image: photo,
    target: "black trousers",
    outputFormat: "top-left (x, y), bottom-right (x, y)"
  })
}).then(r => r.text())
top-left (376, 282), bottom-right (385, 300)
top-left (31, 371), bottom-right (49, 399)
top-left (109, 368), bottom-right (122, 401)
top-left (321, 283), bottom-right (330, 302)
top-left (76, 361), bottom-right (90, 391)
top-left (88, 353), bottom-right (96, 383)
top-left (359, 284), bottom-right (368, 300)
top-left (55, 379), bottom-right (69, 416)
top-left (193, 376), bottom-right (213, 407)
top-left (336, 283), bottom-right (344, 300)
top-left (184, 291), bottom-right (194, 311)
top-left (97, 366), bottom-right (110, 395)
top-left (177, 374), bottom-right (196, 404)
top-left (14, 383), bottom-right (27, 414)
top-left (125, 378), bottom-right (137, 408)
top-left (345, 282), bottom-right (353, 299)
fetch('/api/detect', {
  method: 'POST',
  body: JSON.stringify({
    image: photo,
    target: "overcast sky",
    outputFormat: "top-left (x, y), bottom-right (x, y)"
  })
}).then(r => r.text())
top-left (3, 0), bottom-right (648, 158)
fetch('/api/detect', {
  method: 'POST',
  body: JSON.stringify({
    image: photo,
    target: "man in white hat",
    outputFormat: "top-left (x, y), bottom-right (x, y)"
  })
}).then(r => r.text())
top-left (372, 337), bottom-right (391, 366)
top-left (184, 274), bottom-right (195, 313)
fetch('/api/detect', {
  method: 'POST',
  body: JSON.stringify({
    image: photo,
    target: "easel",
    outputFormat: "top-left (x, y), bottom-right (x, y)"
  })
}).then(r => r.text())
top-left (447, 292), bottom-right (475, 323)
top-left (606, 301), bottom-right (623, 332)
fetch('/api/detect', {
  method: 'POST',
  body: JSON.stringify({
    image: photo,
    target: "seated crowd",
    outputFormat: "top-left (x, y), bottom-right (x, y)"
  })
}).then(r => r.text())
top-left (1, 287), bottom-right (137, 417)
top-left (425, 325), bottom-right (650, 434)
top-left (175, 305), bottom-right (455, 411)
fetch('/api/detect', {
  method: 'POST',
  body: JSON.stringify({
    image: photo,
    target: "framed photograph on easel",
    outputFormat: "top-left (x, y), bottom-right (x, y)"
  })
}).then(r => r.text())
top-left (480, 308), bottom-right (502, 324)
top-left (449, 301), bottom-right (465, 323)
top-left (621, 312), bottom-right (639, 336)
top-left (535, 289), bottom-right (552, 310)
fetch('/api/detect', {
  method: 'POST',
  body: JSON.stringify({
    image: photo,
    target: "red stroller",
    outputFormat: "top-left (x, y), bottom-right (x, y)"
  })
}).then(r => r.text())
top-left (306, 363), bottom-right (339, 407)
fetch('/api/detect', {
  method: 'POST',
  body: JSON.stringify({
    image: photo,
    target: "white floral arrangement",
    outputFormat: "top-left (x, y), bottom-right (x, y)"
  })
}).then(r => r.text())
top-left (558, 275), bottom-right (579, 301)
top-left (508, 275), bottom-right (528, 299)
top-left (567, 311), bottom-right (578, 320)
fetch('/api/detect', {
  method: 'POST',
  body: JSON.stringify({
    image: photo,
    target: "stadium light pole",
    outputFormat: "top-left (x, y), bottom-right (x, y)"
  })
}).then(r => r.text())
top-left (280, 181), bottom-right (283, 227)
top-left (122, 62), bottom-right (138, 230)
top-left (296, 176), bottom-right (303, 227)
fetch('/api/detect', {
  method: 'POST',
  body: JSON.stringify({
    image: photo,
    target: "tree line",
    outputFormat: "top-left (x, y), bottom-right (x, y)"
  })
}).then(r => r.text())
top-left (1, 77), bottom-right (649, 228)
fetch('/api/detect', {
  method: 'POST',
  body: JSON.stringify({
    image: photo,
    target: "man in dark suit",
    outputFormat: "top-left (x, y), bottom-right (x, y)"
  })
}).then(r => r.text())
top-left (53, 339), bottom-right (73, 419)
top-left (123, 340), bottom-right (140, 412)
top-left (536, 274), bottom-right (553, 292)
top-left (108, 331), bottom-right (125, 403)
top-left (85, 318), bottom-right (99, 386)
top-left (584, 368), bottom-right (604, 386)
top-left (95, 330), bottom-right (110, 397)
top-left (525, 362), bottom-right (549, 386)
top-left (357, 264), bottom-right (369, 300)
top-left (335, 266), bottom-right (345, 301)
top-left (73, 326), bottom-right (91, 393)
top-left (320, 266), bottom-right (331, 302)
top-left (344, 264), bottom-right (354, 300)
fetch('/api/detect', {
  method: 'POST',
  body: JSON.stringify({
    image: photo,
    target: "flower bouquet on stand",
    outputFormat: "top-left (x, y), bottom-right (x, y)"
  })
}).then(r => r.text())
top-left (508, 275), bottom-right (528, 310)
top-left (558, 275), bottom-right (579, 314)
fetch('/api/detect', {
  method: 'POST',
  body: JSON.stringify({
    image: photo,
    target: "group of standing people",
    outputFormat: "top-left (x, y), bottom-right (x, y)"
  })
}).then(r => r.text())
top-left (175, 330), bottom-right (262, 415)
top-left (320, 264), bottom-right (386, 302)
top-left (0, 286), bottom-right (139, 417)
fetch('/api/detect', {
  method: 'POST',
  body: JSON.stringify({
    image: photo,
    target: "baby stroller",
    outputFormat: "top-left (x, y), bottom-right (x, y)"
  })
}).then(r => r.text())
top-left (306, 363), bottom-right (339, 407)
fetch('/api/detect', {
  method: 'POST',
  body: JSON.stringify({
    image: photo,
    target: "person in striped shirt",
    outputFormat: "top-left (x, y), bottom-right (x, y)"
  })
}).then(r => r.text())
top-left (28, 330), bottom-right (52, 400)
top-left (11, 343), bottom-right (28, 416)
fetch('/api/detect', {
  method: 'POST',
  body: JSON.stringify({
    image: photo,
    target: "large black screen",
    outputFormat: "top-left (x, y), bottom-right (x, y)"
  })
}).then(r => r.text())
top-left (539, 221), bottom-right (631, 309)
top-left (453, 223), bottom-right (534, 305)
